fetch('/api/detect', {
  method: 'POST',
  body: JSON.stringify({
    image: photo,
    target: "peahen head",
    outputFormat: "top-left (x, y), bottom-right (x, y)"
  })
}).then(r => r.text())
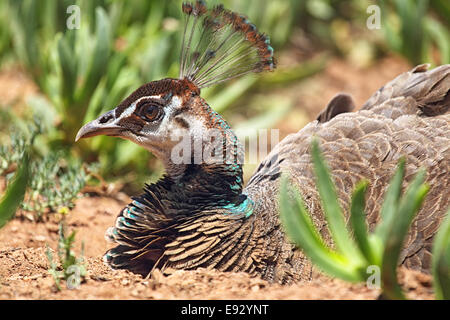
top-left (76, 1), bottom-right (275, 180)
top-left (76, 78), bottom-right (203, 163)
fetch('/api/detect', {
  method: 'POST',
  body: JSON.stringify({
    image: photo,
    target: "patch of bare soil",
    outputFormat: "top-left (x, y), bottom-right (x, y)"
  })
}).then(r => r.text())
top-left (0, 67), bottom-right (38, 110)
top-left (0, 196), bottom-right (435, 300)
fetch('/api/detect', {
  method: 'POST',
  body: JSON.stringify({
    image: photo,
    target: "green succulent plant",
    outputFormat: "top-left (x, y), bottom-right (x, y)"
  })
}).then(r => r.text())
top-left (279, 139), bottom-right (449, 300)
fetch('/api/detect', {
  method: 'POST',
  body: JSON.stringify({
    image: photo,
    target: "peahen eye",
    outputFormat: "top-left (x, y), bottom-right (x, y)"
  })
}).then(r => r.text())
top-left (139, 104), bottom-right (161, 122)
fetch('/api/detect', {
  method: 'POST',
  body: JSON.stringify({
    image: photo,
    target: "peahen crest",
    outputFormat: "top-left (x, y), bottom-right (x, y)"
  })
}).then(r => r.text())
top-left (179, 1), bottom-right (276, 88)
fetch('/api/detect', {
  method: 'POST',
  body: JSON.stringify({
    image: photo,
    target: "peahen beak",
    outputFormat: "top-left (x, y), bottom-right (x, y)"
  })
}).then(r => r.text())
top-left (75, 110), bottom-right (123, 142)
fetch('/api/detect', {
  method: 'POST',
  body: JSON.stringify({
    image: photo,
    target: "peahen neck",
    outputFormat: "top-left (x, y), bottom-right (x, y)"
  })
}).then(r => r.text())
top-left (145, 102), bottom-right (253, 217)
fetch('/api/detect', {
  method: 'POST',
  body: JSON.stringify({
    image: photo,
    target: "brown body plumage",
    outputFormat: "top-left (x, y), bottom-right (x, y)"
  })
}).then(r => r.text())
top-left (242, 64), bottom-right (449, 282)
top-left (102, 64), bottom-right (448, 284)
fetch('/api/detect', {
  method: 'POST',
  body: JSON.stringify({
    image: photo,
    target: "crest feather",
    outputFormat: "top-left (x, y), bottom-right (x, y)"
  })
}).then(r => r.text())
top-left (179, 1), bottom-right (276, 88)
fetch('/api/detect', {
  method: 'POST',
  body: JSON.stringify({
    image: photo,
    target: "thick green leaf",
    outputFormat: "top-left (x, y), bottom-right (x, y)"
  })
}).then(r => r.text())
top-left (311, 139), bottom-right (362, 264)
top-left (432, 209), bottom-right (450, 300)
top-left (279, 176), bottom-right (361, 282)
top-left (57, 33), bottom-right (77, 105)
top-left (396, 0), bottom-right (429, 65)
top-left (0, 152), bottom-right (30, 229)
top-left (350, 180), bottom-right (375, 265)
top-left (425, 17), bottom-right (450, 64)
top-left (381, 169), bottom-right (429, 300)
top-left (379, 1), bottom-right (402, 53)
top-left (375, 158), bottom-right (405, 242)
top-left (76, 7), bottom-right (111, 106)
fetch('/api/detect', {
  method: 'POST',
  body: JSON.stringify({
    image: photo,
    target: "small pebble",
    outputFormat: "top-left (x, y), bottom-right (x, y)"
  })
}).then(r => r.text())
top-left (34, 235), bottom-right (46, 242)
top-left (251, 285), bottom-right (260, 292)
top-left (131, 289), bottom-right (140, 297)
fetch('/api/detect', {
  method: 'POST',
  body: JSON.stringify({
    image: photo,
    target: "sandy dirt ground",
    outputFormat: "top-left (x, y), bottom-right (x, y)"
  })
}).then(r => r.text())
top-left (0, 55), bottom-right (436, 300)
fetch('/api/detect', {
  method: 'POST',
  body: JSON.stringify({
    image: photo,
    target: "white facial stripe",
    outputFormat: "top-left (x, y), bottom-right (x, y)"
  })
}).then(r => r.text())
top-left (115, 95), bottom-right (162, 124)
top-left (134, 95), bottom-right (162, 106)
top-left (165, 96), bottom-right (182, 115)
top-left (155, 96), bottom-right (182, 134)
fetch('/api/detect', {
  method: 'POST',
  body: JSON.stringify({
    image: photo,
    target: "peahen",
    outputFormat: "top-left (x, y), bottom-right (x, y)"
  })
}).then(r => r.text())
top-left (76, 1), bottom-right (449, 284)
